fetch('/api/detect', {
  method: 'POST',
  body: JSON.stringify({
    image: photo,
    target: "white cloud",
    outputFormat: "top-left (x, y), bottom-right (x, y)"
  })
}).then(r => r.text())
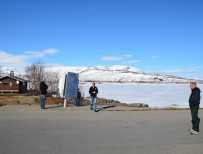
top-left (0, 49), bottom-right (58, 73)
top-left (164, 69), bottom-right (199, 73)
top-left (43, 49), bottom-right (58, 54)
top-left (101, 54), bottom-right (134, 62)
top-left (26, 48), bottom-right (58, 57)
top-left (122, 60), bottom-right (141, 64)
top-left (123, 54), bottom-right (133, 57)
top-left (152, 56), bottom-right (159, 59)
top-left (191, 65), bottom-right (203, 69)
top-left (97, 50), bottom-right (104, 53)
top-left (0, 51), bottom-right (28, 67)
top-left (101, 56), bottom-right (122, 61)
top-left (162, 69), bottom-right (203, 79)
top-left (25, 51), bottom-right (44, 57)
top-left (0, 51), bottom-right (28, 73)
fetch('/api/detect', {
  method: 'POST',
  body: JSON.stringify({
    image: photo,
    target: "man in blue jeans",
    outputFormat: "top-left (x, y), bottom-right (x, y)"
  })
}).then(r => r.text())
top-left (89, 82), bottom-right (98, 112)
top-left (188, 82), bottom-right (201, 135)
top-left (40, 80), bottom-right (48, 109)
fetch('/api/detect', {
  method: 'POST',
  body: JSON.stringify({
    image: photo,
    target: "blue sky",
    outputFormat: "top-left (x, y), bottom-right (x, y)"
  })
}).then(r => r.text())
top-left (0, 0), bottom-right (203, 79)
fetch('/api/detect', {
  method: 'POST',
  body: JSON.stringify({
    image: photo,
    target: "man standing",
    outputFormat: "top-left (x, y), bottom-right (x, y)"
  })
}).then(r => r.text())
top-left (188, 82), bottom-right (201, 135)
top-left (89, 82), bottom-right (98, 112)
top-left (76, 88), bottom-right (81, 106)
top-left (40, 80), bottom-right (48, 109)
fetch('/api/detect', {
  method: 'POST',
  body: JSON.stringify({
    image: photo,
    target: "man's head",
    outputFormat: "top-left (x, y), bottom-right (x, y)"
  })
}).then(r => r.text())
top-left (190, 82), bottom-right (197, 89)
top-left (92, 82), bottom-right (95, 87)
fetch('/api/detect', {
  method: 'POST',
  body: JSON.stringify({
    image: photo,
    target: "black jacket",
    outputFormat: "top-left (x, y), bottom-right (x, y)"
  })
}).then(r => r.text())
top-left (189, 87), bottom-right (201, 107)
top-left (89, 86), bottom-right (98, 97)
top-left (40, 82), bottom-right (48, 95)
top-left (77, 91), bottom-right (81, 99)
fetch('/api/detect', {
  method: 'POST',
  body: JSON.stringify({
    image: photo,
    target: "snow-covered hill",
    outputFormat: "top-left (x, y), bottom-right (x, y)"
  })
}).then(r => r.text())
top-left (46, 65), bottom-right (198, 83)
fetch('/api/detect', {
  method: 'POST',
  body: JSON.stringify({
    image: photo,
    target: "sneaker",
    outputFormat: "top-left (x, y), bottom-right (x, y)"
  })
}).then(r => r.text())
top-left (191, 131), bottom-right (199, 135)
top-left (90, 108), bottom-right (93, 110)
top-left (188, 128), bottom-right (195, 132)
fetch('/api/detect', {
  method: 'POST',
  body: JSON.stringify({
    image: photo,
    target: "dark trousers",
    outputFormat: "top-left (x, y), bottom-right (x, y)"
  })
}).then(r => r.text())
top-left (76, 98), bottom-right (80, 106)
top-left (190, 105), bottom-right (200, 132)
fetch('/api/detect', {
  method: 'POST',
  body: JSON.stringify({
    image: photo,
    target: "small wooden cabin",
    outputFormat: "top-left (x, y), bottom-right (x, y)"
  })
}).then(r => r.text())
top-left (0, 76), bottom-right (28, 94)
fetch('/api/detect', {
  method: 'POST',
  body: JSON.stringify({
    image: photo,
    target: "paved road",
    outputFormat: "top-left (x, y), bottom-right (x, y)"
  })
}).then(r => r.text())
top-left (0, 107), bottom-right (203, 154)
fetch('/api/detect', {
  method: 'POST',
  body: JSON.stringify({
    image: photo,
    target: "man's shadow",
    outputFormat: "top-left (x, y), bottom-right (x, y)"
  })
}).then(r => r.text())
top-left (96, 105), bottom-right (116, 112)
top-left (45, 105), bottom-right (64, 109)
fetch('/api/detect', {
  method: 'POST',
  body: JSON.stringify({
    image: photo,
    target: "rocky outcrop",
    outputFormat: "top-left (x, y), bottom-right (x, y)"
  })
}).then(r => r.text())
top-left (82, 97), bottom-right (149, 108)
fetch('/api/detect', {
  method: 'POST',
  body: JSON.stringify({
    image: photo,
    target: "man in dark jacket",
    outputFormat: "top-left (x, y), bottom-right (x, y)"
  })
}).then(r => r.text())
top-left (188, 82), bottom-right (201, 135)
top-left (89, 82), bottom-right (98, 112)
top-left (76, 89), bottom-right (81, 106)
top-left (40, 80), bottom-right (48, 109)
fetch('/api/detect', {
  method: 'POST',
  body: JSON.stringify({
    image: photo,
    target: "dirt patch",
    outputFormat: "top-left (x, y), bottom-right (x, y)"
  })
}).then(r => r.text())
top-left (0, 95), bottom-right (149, 108)
top-left (0, 96), bottom-right (23, 106)
top-left (34, 97), bottom-right (64, 105)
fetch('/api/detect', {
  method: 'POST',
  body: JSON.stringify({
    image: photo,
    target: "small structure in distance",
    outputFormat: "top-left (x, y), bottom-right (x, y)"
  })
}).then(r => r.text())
top-left (0, 71), bottom-right (28, 94)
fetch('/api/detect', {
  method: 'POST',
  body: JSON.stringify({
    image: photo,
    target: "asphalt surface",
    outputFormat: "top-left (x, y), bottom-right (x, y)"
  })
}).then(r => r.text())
top-left (0, 106), bottom-right (203, 154)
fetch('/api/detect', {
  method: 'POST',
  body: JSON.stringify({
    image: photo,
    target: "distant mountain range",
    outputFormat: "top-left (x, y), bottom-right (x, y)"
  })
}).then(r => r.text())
top-left (47, 65), bottom-right (203, 83)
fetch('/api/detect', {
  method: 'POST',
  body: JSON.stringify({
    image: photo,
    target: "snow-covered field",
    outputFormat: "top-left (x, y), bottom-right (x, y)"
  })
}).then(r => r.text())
top-left (79, 83), bottom-right (203, 108)
top-left (54, 65), bottom-right (202, 108)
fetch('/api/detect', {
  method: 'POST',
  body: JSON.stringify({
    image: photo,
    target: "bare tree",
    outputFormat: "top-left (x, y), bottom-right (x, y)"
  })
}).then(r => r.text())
top-left (24, 60), bottom-right (60, 95)
top-left (45, 71), bottom-right (59, 94)
top-left (24, 60), bottom-right (45, 94)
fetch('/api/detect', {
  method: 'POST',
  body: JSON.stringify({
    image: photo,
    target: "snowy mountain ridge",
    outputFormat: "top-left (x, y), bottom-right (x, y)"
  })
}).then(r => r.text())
top-left (47, 65), bottom-right (200, 83)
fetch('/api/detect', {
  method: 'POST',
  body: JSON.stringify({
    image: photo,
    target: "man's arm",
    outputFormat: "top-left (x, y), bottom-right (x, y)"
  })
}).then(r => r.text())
top-left (45, 84), bottom-right (48, 90)
top-left (193, 92), bottom-right (200, 103)
top-left (89, 87), bottom-right (92, 94)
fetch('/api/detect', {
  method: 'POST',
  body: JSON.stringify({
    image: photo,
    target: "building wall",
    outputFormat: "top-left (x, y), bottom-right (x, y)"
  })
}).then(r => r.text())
top-left (0, 77), bottom-right (19, 92)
